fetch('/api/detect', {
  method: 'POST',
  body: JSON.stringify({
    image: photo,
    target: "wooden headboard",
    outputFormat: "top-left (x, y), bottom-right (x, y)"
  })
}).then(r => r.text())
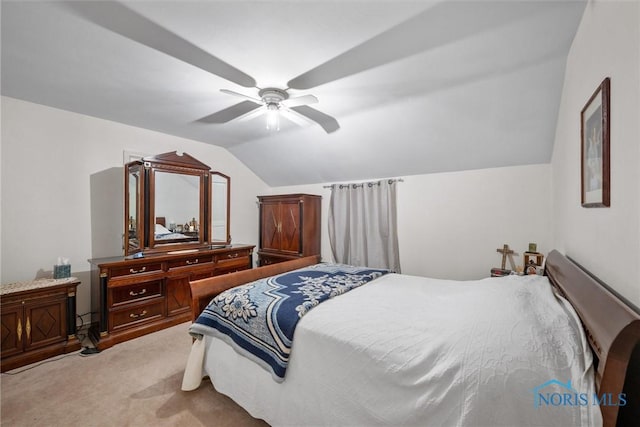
top-left (156, 217), bottom-right (166, 226)
top-left (545, 250), bottom-right (640, 427)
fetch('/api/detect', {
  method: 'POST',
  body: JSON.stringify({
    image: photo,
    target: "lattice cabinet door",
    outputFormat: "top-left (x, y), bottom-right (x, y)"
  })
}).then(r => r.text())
top-left (23, 295), bottom-right (66, 351)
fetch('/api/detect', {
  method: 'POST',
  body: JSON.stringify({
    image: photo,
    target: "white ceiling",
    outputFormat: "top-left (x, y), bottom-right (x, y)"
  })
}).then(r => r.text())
top-left (1, 0), bottom-right (586, 186)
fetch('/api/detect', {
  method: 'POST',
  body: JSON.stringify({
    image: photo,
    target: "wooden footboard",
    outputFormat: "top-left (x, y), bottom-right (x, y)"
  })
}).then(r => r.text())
top-left (545, 250), bottom-right (640, 427)
top-left (189, 255), bottom-right (321, 322)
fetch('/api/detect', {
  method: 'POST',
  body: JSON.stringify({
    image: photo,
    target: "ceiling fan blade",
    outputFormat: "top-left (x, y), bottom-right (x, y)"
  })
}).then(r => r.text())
top-left (65, 1), bottom-right (256, 88)
top-left (287, 1), bottom-right (545, 90)
top-left (195, 100), bottom-right (262, 124)
top-left (220, 89), bottom-right (262, 104)
top-left (281, 108), bottom-right (314, 127)
top-left (236, 107), bottom-right (266, 123)
top-left (289, 106), bottom-right (340, 134)
top-left (281, 94), bottom-right (318, 108)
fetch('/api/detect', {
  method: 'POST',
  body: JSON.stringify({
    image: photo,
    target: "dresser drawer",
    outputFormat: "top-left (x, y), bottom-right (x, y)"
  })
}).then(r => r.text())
top-left (216, 256), bottom-right (251, 273)
top-left (109, 262), bottom-right (163, 278)
top-left (110, 280), bottom-right (163, 306)
top-left (215, 249), bottom-right (250, 262)
top-left (110, 300), bottom-right (164, 330)
top-left (167, 255), bottom-right (213, 270)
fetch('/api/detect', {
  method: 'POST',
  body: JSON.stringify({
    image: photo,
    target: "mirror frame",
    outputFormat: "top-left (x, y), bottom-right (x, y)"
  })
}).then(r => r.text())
top-left (211, 171), bottom-right (231, 245)
top-left (124, 151), bottom-right (219, 255)
top-left (148, 167), bottom-right (208, 252)
top-left (124, 162), bottom-right (144, 255)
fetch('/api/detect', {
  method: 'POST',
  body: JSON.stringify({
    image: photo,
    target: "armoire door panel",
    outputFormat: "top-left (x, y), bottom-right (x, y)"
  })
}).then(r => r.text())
top-left (280, 201), bottom-right (301, 253)
top-left (260, 203), bottom-right (281, 251)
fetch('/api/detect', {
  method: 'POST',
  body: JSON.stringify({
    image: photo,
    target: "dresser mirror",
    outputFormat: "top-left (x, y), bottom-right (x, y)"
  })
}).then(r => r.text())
top-left (211, 172), bottom-right (230, 245)
top-left (124, 163), bottom-right (143, 254)
top-left (123, 151), bottom-right (230, 255)
top-left (150, 169), bottom-right (203, 248)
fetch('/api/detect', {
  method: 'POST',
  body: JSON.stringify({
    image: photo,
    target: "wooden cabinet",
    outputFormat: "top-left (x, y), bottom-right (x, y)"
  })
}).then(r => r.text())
top-left (1, 278), bottom-right (81, 372)
top-left (89, 245), bottom-right (254, 350)
top-left (258, 194), bottom-right (321, 266)
top-left (121, 152), bottom-right (232, 256)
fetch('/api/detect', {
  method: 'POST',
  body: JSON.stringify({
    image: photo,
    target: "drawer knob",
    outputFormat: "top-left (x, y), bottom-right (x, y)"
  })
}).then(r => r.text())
top-left (129, 267), bottom-right (147, 274)
top-left (228, 253), bottom-right (239, 258)
top-left (129, 310), bottom-right (148, 319)
top-left (129, 288), bottom-right (147, 297)
top-left (186, 259), bottom-right (199, 265)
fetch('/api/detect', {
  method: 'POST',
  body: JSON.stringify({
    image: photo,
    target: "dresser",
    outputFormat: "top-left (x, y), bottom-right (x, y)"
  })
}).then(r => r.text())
top-left (257, 194), bottom-right (321, 266)
top-left (89, 244), bottom-right (254, 350)
top-left (1, 277), bottom-right (81, 372)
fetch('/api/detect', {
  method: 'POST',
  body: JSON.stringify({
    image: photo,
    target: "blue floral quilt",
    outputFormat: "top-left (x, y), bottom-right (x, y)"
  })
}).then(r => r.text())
top-left (189, 263), bottom-right (390, 381)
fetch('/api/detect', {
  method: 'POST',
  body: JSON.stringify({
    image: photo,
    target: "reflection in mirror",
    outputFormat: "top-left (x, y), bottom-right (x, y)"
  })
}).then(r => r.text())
top-left (211, 173), bottom-right (230, 244)
top-left (125, 164), bottom-right (141, 253)
top-left (154, 171), bottom-right (200, 243)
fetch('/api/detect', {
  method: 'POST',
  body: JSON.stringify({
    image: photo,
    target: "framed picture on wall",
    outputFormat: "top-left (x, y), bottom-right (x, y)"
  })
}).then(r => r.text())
top-left (581, 77), bottom-right (610, 207)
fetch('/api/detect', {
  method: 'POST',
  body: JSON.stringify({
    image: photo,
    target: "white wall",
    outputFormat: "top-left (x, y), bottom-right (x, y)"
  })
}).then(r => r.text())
top-left (1, 96), bottom-right (269, 319)
top-left (273, 163), bottom-right (552, 279)
top-left (552, 0), bottom-right (640, 307)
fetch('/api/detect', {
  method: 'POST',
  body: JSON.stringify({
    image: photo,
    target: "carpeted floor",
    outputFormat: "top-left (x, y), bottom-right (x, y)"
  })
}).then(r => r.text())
top-left (1, 322), bottom-right (268, 427)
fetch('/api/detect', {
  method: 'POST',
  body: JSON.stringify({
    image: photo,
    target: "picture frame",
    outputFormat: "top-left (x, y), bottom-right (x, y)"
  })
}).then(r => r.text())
top-left (523, 251), bottom-right (544, 267)
top-left (581, 77), bottom-right (610, 207)
top-left (523, 252), bottom-right (544, 276)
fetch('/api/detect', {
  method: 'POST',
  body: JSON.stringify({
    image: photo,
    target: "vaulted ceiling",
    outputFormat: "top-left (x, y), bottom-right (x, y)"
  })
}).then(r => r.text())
top-left (1, 0), bottom-right (586, 186)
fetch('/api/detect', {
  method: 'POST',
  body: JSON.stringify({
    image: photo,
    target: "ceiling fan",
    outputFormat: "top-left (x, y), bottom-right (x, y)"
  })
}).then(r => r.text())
top-left (66, 2), bottom-right (345, 134)
top-left (209, 87), bottom-right (339, 134)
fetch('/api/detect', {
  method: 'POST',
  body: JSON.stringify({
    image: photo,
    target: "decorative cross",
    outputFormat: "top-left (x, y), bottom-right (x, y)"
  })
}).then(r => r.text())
top-left (496, 244), bottom-right (515, 270)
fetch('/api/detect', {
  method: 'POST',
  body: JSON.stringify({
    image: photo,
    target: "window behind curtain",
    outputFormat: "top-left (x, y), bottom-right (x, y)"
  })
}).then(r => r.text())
top-left (328, 180), bottom-right (401, 272)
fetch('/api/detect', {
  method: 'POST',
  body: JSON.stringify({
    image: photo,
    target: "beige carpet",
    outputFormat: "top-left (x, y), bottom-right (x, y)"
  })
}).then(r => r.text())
top-left (1, 322), bottom-right (268, 427)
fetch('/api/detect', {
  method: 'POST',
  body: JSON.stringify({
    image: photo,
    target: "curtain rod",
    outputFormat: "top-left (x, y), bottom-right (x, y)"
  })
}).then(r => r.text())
top-left (323, 178), bottom-right (404, 189)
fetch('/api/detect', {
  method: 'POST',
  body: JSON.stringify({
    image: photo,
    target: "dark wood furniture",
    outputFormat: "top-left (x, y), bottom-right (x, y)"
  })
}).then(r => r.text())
top-left (89, 244), bottom-right (254, 350)
top-left (188, 250), bottom-right (640, 427)
top-left (544, 250), bottom-right (640, 427)
top-left (1, 278), bottom-right (81, 372)
top-left (88, 151), bottom-right (238, 349)
top-left (257, 194), bottom-right (321, 266)
top-left (124, 151), bottom-right (231, 256)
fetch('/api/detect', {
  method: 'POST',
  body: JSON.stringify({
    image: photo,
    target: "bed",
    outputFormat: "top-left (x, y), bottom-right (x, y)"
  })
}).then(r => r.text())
top-left (182, 251), bottom-right (639, 427)
top-left (154, 217), bottom-right (191, 240)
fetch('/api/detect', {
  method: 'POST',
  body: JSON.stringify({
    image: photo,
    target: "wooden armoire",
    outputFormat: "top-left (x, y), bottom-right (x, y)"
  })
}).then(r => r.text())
top-left (257, 194), bottom-right (321, 266)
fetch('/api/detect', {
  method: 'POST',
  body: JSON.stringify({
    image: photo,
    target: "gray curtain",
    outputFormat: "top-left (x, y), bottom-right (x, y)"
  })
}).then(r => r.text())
top-left (328, 180), bottom-right (401, 272)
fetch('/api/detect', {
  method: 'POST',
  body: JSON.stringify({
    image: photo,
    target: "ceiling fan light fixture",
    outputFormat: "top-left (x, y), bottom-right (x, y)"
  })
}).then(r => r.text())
top-left (266, 103), bottom-right (280, 131)
top-left (260, 88), bottom-right (286, 132)
top-left (219, 86), bottom-right (338, 133)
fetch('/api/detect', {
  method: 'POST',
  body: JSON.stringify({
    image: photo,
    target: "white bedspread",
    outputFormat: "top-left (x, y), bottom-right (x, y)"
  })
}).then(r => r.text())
top-left (183, 273), bottom-right (602, 427)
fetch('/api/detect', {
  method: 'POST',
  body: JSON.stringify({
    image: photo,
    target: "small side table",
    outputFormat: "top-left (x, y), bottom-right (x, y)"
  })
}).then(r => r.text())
top-left (1, 277), bottom-right (81, 372)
